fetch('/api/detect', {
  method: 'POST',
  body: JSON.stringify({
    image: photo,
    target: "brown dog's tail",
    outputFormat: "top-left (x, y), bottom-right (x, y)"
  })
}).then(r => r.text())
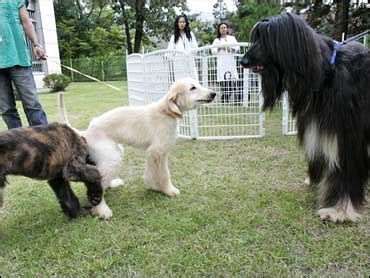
top-left (58, 92), bottom-right (71, 126)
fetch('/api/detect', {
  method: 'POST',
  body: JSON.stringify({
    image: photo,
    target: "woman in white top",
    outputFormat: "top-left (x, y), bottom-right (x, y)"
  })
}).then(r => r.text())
top-left (168, 14), bottom-right (198, 81)
top-left (168, 14), bottom-right (198, 51)
top-left (211, 22), bottom-right (242, 104)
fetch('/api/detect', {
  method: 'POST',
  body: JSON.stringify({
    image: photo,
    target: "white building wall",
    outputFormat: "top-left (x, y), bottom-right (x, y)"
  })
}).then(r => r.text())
top-left (33, 0), bottom-right (61, 88)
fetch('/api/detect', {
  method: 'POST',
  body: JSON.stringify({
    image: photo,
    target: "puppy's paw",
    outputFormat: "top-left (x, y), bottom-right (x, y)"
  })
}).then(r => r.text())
top-left (91, 201), bottom-right (113, 220)
top-left (163, 186), bottom-right (180, 197)
top-left (110, 178), bottom-right (124, 188)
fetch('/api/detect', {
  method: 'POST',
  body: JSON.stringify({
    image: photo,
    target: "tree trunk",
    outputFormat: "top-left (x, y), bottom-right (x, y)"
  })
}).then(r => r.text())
top-left (119, 0), bottom-right (133, 54)
top-left (334, 0), bottom-right (350, 41)
top-left (134, 0), bottom-right (145, 53)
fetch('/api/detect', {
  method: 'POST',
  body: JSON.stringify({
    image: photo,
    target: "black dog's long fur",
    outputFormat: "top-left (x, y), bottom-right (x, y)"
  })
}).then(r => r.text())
top-left (241, 13), bottom-right (370, 222)
top-left (0, 123), bottom-right (103, 218)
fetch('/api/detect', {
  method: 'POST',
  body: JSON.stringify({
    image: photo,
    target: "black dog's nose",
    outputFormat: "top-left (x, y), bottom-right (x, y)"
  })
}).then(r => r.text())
top-left (240, 54), bottom-right (249, 68)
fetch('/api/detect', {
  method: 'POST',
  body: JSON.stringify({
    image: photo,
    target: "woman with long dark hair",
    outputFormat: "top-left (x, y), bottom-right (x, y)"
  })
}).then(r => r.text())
top-left (168, 14), bottom-right (198, 50)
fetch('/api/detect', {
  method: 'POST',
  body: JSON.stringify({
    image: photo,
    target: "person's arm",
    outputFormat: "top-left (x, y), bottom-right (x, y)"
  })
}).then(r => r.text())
top-left (211, 38), bottom-right (219, 55)
top-left (224, 36), bottom-right (238, 53)
top-left (168, 35), bottom-right (175, 50)
top-left (19, 6), bottom-right (46, 59)
top-left (230, 36), bottom-right (240, 53)
top-left (191, 32), bottom-right (198, 49)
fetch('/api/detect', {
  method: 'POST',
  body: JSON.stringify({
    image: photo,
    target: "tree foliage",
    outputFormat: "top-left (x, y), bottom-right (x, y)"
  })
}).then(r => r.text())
top-left (54, 0), bottom-right (369, 61)
top-left (230, 0), bottom-right (280, 42)
top-left (54, 0), bottom-right (124, 59)
top-left (110, 0), bottom-right (187, 53)
top-left (281, 0), bottom-right (369, 40)
top-left (231, 0), bottom-right (368, 42)
top-left (188, 14), bottom-right (216, 46)
top-left (213, 0), bottom-right (228, 21)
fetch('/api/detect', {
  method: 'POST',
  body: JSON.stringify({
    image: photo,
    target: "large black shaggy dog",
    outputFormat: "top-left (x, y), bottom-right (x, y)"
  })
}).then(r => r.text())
top-left (241, 13), bottom-right (370, 222)
top-left (0, 123), bottom-right (103, 219)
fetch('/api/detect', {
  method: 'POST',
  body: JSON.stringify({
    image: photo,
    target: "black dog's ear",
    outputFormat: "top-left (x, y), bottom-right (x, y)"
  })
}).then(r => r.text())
top-left (261, 66), bottom-right (285, 111)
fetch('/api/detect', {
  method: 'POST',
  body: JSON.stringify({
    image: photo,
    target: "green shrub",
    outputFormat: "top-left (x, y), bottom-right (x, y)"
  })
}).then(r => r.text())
top-left (43, 73), bottom-right (71, 92)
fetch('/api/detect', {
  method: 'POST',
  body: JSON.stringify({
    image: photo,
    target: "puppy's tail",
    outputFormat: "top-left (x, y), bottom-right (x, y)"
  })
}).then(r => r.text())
top-left (58, 92), bottom-right (71, 126)
top-left (57, 92), bottom-right (85, 136)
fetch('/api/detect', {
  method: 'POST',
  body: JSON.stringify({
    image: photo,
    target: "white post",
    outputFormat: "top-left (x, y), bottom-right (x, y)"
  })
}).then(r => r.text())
top-left (201, 56), bottom-right (208, 86)
top-left (258, 75), bottom-right (265, 137)
top-left (282, 92), bottom-right (289, 135)
top-left (188, 52), bottom-right (199, 139)
top-left (243, 68), bottom-right (249, 107)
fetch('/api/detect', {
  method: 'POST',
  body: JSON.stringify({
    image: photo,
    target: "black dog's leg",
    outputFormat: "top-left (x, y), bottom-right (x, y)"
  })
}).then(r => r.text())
top-left (0, 176), bottom-right (5, 240)
top-left (317, 141), bottom-right (367, 222)
top-left (307, 155), bottom-right (326, 186)
top-left (0, 176), bottom-right (4, 213)
top-left (48, 177), bottom-right (81, 218)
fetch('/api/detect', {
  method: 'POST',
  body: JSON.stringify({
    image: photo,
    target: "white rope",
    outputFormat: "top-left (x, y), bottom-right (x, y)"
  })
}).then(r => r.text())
top-left (48, 59), bottom-right (123, 92)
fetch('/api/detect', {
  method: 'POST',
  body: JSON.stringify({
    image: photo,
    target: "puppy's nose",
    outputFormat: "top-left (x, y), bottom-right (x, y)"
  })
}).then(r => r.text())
top-left (210, 92), bottom-right (216, 99)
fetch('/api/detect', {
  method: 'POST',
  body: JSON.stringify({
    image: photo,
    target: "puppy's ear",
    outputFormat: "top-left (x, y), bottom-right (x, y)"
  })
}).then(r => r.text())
top-left (167, 99), bottom-right (182, 118)
top-left (164, 85), bottom-right (183, 118)
top-left (167, 88), bottom-right (178, 102)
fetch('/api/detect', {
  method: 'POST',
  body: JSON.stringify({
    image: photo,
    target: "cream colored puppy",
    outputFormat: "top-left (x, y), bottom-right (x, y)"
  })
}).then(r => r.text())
top-left (59, 78), bottom-right (216, 219)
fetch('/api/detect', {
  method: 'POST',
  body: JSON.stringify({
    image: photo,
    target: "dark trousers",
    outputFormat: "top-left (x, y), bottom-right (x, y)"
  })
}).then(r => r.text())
top-left (220, 80), bottom-right (243, 105)
top-left (0, 66), bottom-right (48, 129)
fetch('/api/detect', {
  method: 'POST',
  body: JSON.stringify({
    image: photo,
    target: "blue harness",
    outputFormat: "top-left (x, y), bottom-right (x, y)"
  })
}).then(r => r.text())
top-left (329, 40), bottom-right (340, 65)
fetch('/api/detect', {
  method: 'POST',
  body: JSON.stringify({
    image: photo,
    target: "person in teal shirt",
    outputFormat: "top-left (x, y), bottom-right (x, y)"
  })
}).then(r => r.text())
top-left (0, 0), bottom-right (48, 129)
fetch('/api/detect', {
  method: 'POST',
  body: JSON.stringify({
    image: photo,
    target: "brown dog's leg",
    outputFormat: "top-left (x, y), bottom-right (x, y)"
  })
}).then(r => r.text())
top-left (48, 177), bottom-right (81, 218)
top-left (68, 163), bottom-right (103, 207)
top-left (66, 162), bottom-right (111, 219)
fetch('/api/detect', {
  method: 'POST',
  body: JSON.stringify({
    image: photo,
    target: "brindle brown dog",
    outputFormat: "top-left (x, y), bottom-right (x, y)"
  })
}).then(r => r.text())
top-left (0, 123), bottom-right (103, 218)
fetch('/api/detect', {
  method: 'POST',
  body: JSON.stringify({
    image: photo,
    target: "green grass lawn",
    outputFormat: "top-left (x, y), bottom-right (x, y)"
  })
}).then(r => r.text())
top-left (0, 81), bottom-right (369, 276)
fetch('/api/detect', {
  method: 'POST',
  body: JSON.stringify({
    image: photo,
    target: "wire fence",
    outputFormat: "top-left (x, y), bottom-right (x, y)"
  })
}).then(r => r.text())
top-left (127, 43), bottom-right (265, 140)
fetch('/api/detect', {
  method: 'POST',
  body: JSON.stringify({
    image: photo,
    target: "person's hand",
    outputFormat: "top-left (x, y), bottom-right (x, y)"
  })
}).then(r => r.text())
top-left (226, 46), bottom-right (234, 53)
top-left (33, 44), bottom-right (47, 60)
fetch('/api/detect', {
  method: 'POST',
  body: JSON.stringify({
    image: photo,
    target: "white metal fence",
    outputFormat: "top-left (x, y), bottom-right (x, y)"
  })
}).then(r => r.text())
top-left (282, 93), bottom-right (297, 135)
top-left (127, 43), bottom-right (266, 140)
